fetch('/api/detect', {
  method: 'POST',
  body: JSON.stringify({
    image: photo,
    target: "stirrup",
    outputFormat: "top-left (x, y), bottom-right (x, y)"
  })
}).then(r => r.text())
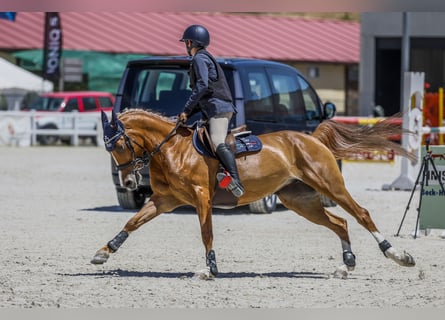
top-left (216, 171), bottom-right (244, 197)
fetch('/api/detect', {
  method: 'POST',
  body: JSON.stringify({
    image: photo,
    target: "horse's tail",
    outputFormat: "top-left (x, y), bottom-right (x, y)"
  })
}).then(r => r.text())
top-left (312, 118), bottom-right (417, 163)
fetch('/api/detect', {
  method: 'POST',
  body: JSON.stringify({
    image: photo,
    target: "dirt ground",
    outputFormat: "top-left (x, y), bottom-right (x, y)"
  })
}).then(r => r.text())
top-left (1, 146), bottom-right (445, 308)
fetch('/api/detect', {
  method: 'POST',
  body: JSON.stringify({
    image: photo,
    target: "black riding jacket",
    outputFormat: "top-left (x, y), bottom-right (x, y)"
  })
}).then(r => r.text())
top-left (183, 49), bottom-right (236, 119)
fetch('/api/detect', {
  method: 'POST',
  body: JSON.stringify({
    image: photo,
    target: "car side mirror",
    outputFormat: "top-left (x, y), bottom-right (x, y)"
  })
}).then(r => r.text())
top-left (323, 102), bottom-right (336, 119)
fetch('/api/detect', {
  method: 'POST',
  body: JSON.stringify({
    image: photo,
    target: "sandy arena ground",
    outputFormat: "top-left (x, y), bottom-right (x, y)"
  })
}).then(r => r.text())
top-left (0, 145), bottom-right (444, 308)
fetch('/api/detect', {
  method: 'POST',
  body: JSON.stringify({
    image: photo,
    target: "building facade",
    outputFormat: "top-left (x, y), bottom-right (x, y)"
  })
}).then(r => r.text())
top-left (360, 12), bottom-right (445, 116)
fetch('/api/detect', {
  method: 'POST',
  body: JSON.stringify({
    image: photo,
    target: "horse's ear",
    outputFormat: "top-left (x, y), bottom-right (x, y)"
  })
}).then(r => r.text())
top-left (101, 110), bottom-right (109, 129)
top-left (111, 110), bottom-right (118, 125)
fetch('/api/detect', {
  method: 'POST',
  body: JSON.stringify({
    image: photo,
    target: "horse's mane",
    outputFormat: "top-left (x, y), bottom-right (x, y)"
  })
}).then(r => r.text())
top-left (119, 108), bottom-right (176, 124)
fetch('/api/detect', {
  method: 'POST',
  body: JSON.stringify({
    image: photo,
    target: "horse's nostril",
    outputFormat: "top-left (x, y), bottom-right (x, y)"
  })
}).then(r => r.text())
top-left (125, 181), bottom-right (133, 187)
top-left (124, 178), bottom-right (136, 190)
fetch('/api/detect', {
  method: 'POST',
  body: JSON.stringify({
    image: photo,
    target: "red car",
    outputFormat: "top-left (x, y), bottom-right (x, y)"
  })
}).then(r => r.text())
top-left (23, 91), bottom-right (115, 145)
top-left (24, 91), bottom-right (114, 113)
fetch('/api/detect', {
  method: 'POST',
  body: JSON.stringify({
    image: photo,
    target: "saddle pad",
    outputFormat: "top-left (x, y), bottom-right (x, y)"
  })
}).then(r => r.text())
top-left (234, 134), bottom-right (262, 155)
top-left (193, 130), bottom-right (263, 158)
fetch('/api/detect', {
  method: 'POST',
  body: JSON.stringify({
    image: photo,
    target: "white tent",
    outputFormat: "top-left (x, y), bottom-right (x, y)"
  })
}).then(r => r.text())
top-left (0, 57), bottom-right (53, 92)
top-left (0, 57), bottom-right (53, 110)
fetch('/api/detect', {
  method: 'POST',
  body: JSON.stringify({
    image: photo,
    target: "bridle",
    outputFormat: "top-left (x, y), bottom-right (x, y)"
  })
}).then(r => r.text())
top-left (114, 122), bottom-right (181, 172)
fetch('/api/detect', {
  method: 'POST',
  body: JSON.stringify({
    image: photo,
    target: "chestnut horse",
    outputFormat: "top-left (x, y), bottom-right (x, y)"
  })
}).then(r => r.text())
top-left (91, 109), bottom-right (416, 278)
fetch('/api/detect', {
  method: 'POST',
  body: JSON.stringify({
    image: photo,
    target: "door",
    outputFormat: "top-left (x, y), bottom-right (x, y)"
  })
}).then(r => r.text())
top-left (375, 38), bottom-right (401, 116)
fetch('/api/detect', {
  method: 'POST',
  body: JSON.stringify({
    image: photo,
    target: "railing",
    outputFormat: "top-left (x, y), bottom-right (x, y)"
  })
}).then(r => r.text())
top-left (0, 110), bottom-right (106, 147)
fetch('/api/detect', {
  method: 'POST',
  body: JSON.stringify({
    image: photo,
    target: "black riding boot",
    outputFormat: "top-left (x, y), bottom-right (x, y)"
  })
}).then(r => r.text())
top-left (215, 143), bottom-right (244, 197)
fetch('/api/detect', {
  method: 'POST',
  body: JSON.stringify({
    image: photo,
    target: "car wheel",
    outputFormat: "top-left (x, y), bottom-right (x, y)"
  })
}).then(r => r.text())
top-left (90, 124), bottom-right (98, 145)
top-left (60, 137), bottom-right (71, 145)
top-left (38, 124), bottom-right (59, 145)
top-left (116, 189), bottom-right (146, 209)
top-left (249, 194), bottom-right (277, 213)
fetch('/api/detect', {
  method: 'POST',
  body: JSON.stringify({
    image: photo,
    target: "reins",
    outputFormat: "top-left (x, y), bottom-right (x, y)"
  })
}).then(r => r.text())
top-left (115, 121), bottom-right (181, 171)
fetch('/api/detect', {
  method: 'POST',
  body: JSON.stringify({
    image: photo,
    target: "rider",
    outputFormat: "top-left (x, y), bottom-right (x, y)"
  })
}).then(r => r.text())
top-left (178, 24), bottom-right (244, 197)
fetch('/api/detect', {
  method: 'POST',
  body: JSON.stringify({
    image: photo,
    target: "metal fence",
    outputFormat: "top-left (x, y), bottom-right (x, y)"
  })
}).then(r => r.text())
top-left (0, 110), bottom-right (105, 147)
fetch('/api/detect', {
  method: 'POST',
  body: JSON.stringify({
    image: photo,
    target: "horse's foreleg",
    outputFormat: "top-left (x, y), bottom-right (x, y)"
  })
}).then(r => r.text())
top-left (194, 196), bottom-right (218, 278)
top-left (91, 200), bottom-right (160, 265)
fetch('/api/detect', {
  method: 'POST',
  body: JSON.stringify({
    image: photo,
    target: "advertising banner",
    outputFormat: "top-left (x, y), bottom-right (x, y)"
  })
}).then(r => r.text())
top-left (0, 12), bottom-right (16, 21)
top-left (419, 145), bottom-right (445, 229)
top-left (43, 12), bottom-right (63, 81)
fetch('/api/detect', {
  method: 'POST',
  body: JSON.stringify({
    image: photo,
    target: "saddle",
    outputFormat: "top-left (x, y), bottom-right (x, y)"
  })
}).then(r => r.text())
top-left (192, 121), bottom-right (263, 158)
top-left (189, 120), bottom-right (263, 208)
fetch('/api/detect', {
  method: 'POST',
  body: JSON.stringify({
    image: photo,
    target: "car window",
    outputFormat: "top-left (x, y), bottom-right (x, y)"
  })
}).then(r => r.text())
top-left (28, 97), bottom-right (63, 111)
top-left (98, 97), bottom-right (113, 108)
top-left (296, 75), bottom-right (322, 120)
top-left (82, 97), bottom-right (97, 111)
top-left (64, 98), bottom-right (79, 112)
top-left (268, 68), bottom-right (305, 119)
top-left (156, 72), bottom-right (176, 99)
top-left (242, 68), bottom-right (274, 120)
top-left (243, 65), bottom-right (312, 123)
top-left (125, 67), bottom-right (191, 116)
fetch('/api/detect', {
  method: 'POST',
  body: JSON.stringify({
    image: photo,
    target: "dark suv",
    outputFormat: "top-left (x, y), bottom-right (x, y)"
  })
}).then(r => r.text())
top-left (111, 56), bottom-right (336, 213)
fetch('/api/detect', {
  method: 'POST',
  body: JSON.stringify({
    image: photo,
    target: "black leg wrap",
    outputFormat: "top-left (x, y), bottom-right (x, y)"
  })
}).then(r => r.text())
top-left (107, 231), bottom-right (129, 253)
top-left (206, 250), bottom-right (218, 276)
top-left (343, 251), bottom-right (356, 268)
top-left (378, 240), bottom-right (392, 256)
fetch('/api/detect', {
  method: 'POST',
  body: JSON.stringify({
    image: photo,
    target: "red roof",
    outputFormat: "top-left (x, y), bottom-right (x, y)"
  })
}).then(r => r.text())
top-left (0, 12), bottom-right (359, 63)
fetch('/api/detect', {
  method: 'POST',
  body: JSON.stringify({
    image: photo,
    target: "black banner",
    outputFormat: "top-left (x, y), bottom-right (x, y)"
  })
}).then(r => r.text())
top-left (43, 12), bottom-right (63, 81)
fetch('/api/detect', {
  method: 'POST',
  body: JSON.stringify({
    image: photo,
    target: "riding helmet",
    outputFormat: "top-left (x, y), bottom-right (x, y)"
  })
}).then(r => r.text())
top-left (179, 24), bottom-right (210, 47)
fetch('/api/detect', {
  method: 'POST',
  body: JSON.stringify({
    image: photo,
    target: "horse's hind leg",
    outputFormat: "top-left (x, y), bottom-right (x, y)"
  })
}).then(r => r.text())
top-left (332, 191), bottom-right (415, 268)
top-left (276, 182), bottom-right (356, 278)
top-left (303, 163), bottom-right (415, 269)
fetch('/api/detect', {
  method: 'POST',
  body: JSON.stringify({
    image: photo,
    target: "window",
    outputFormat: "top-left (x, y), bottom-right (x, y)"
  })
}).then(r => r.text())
top-left (64, 98), bottom-right (79, 112)
top-left (297, 75), bottom-right (321, 120)
top-left (131, 69), bottom-right (151, 108)
top-left (307, 66), bottom-right (320, 79)
top-left (98, 97), bottom-right (113, 108)
top-left (269, 72), bottom-right (298, 115)
top-left (82, 97), bottom-right (97, 111)
top-left (126, 67), bottom-right (191, 115)
top-left (268, 67), bottom-right (306, 119)
top-left (156, 72), bottom-right (176, 99)
top-left (243, 68), bottom-right (273, 119)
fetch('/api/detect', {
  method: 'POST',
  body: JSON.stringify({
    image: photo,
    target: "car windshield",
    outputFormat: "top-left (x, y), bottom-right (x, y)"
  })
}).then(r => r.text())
top-left (27, 97), bottom-right (63, 111)
top-left (122, 66), bottom-right (191, 116)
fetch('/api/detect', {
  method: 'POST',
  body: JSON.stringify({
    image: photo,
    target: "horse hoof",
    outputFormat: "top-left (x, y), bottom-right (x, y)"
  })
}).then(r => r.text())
top-left (193, 267), bottom-right (214, 280)
top-left (333, 264), bottom-right (349, 279)
top-left (402, 251), bottom-right (416, 267)
top-left (343, 251), bottom-right (356, 269)
top-left (385, 248), bottom-right (416, 267)
top-left (91, 250), bottom-right (109, 264)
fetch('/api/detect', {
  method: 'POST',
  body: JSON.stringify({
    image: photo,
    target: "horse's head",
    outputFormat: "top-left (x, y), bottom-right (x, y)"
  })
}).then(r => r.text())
top-left (101, 110), bottom-right (149, 191)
